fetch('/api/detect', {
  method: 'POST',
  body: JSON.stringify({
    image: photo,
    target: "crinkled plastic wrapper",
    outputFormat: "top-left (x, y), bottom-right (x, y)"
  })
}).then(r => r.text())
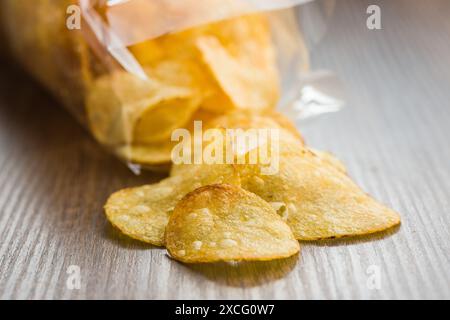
top-left (1, 0), bottom-right (342, 172)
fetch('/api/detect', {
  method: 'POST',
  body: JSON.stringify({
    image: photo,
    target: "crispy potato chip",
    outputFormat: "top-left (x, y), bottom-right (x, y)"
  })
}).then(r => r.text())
top-left (105, 164), bottom-right (240, 246)
top-left (119, 109), bottom-right (222, 167)
top-left (129, 40), bottom-right (166, 67)
top-left (165, 184), bottom-right (299, 263)
top-left (205, 110), bottom-right (301, 140)
top-left (196, 35), bottom-right (279, 111)
top-left (86, 67), bottom-right (202, 146)
top-left (203, 110), bottom-right (305, 153)
top-left (239, 149), bottom-right (400, 240)
top-left (130, 15), bottom-right (276, 113)
top-left (170, 111), bottom-right (304, 177)
top-left (133, 93), bottom-right (201, 144)
top-left (172, 14), bottom-right (278, 111)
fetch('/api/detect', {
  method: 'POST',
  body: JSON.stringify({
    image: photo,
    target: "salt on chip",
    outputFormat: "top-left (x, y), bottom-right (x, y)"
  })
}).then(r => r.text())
top-left (105, 164), bottom-right (240, 246)
top-left (165, 184), bottom-right (299, 263)
top-left (239, 149), bottom-right (400, 240)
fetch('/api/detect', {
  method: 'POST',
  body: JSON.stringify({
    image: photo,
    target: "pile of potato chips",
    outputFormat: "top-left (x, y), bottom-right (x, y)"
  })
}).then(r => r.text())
top-left (99, 14), bottom-right (400, 264)
top-left (105, 109), bottom-right (400, 263)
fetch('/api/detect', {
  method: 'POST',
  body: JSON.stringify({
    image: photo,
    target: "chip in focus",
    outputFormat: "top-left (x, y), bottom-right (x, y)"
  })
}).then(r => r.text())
top-left (239, 149), bottom-right (401, 240)
top-left (105, 164), bottom-right (240, 246)
top-left (165, 184), bottom-right (300, 263)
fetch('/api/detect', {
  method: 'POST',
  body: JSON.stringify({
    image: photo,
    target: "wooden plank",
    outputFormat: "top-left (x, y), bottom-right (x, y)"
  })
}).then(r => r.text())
top-left (0, 0), bottom-right (449, 299)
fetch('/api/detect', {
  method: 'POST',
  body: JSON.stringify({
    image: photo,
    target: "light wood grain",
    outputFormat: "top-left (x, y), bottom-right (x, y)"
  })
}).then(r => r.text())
top-left (0, 0), bottom-right (449, 299)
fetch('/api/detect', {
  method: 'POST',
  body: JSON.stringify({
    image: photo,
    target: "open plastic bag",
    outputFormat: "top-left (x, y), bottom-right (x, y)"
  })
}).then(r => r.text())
top-left (1, 0), bottom-right (342, 172)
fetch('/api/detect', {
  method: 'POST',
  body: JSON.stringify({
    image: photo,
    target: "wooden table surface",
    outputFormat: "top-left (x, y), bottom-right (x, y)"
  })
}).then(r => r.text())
top-left (1, 0), bottom-right (449, 300)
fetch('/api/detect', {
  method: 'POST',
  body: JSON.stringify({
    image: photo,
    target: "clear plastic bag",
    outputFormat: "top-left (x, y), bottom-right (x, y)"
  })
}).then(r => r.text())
top-left (1, 0), bottom-right (343, 172)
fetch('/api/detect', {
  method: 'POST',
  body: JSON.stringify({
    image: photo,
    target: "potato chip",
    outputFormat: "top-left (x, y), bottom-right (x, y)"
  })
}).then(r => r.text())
top-left (182, 14), bottom-right (279, 111)
top-left (196, 35), bottom-right (279, 111)
top-left (170, 111), bottom-right (305, 177)
top-left (133, 93), bottom-right (201, 144)
top-left (130, 15), bottom-right (276, 114)
top-left (86, 66), bottom-right (202, 146)
top-left (105, 164), bottom-right (240, 246)
top-left (165, 184), bottom-right (299, 263)
top-left (119, 108), bottom-right (223, 167)
top-left (239, 149), bottom-right (400, 240)
top-left (203, 110), bottom-right (305, 151)
top-left (204, 112), bottom-right (344, 174)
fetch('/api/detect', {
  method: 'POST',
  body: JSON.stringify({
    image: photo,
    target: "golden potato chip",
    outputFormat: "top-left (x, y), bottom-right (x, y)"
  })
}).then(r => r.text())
top-left (111, 14), bottom-right (280, 121)
top-left (86, 67), bottom-right (202, 146)
top-left (170, 111), bottom-right (305, 177)
top-left (180, 14), bottom-right (279, 112)
top-left (165, 184), bottom-right (299, 263)
top-left (239, 149), bottom-right (400, 240)
top-left (129, 40), bottom-right (166, 67)
top-left (130, 16), bottom-right (272, 114)
top-left (205, 110), bottom-right (298, 135)
top-left (105, 164), bottom-right (240, 246)
top-left (196, 35), bottom-right (279, 111)
top-left (133, 93), bottom-right (201, 144)
top-left (119, 109), bottom-right (222, 167)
